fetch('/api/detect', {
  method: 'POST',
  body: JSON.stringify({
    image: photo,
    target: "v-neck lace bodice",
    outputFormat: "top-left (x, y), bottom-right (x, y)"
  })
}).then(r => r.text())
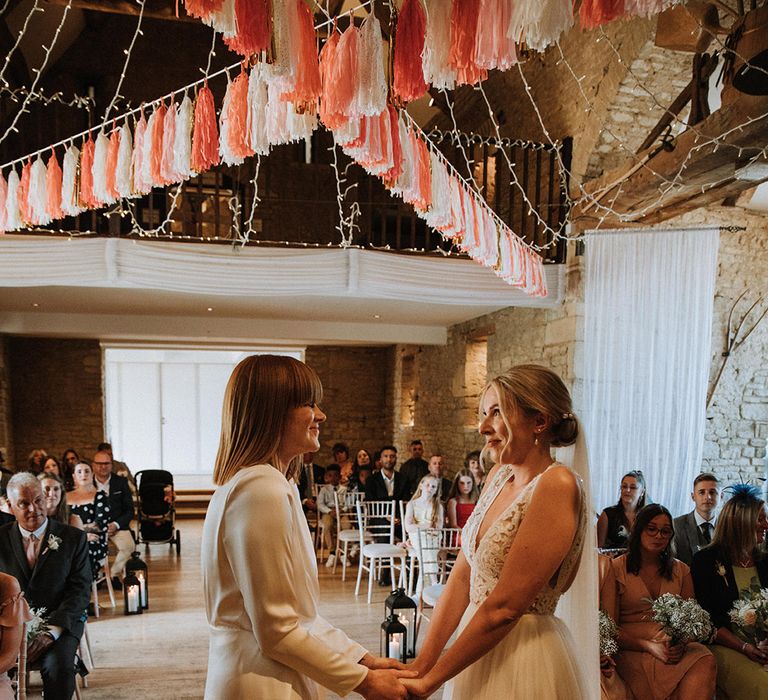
top-left (460, 462), bottom-right (587, 612)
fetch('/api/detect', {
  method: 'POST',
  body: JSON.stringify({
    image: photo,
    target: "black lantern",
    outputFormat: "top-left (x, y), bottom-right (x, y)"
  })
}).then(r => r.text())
top-left (380, 614), bottom-right (407, 663)
top-left (385, 588), bottom-right (417, 658)
top-left (125, 551), bottom-right (149, 609)
top-left (123, 570), bottom-right (143, 615)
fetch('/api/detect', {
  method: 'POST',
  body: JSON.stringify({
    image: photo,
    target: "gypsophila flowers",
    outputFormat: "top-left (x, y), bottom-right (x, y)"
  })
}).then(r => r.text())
top-left (647, 593), bottom-right (715, 645)
top-left (599, 610), bottom-right (619, 658)
top-left (26, 607), bottom-right (50, 643)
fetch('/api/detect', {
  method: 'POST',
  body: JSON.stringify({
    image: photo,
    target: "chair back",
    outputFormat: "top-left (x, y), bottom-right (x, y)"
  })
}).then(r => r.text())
top-left (334, 489), bottom-right (365, 532)
top-left (16, 620), bottom-right (27, 700)
top-left (356, 500), bottom-right (396, 546)
top-left (416, 527), bottom-right (462, 587)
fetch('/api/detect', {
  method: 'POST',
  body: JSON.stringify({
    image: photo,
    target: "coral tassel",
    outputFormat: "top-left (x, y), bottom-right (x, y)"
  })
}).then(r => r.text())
top-left (79, 137), bottom-right (97, 208)
top-left (332, 24), bottom-right (360, 120)
top-left (105, 129), bottom-right (120, 200)
top-left (185, 0), bottom-right (224, 20)
top-left (46, 151), bottom-right (64, 220)
top-left (393, 0), bottom-right (428, 104)
top-left (149, 103), bottom-right (168, 186)
top-left (281, 0), bottom-right (321, 112)
top-left (382, 106), bottom-right (403, 185)
top-left (450, 0), bottom-right (488, 86)
top-left (191, 85), bottom-right (220, 173)
top-left (319, 29), bottom-right (344, 129)
top-left (17, 161), bottom-right (32, 224)
top-left (225, 0), bottom-right (272, 56)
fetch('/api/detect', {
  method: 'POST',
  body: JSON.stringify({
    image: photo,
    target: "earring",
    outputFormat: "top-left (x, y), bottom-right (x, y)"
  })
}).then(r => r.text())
top-left (534, 434), bottom-right (539, 446)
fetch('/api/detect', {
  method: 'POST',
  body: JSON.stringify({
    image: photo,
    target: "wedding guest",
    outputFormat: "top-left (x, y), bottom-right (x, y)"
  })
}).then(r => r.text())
top-left (60, 449), bottom-right (79, 489)
top-left (201, 355), bottom-right (411, 699)
top-left (26, 449), bottom-right (47, 475)
top-left (598, 471), bottom-right (647, 549)
top-left (0, 571), bottom-right (31, 699)
top-left (598, 555), bottom-right (632, 700)
top-left (0, 473), bottom-right (91, 700)
top-left (465, 451), bottom-right (485, 493)
top-left (68, 463), bottom-right (111, 580)
top-left (298, 451), bottom-right (325, 506)
top-left (97, 442), bottom-right (137, 497)
top-left (365, 446), bottom-right (408, 503)
top-left (691, 485), bottom-right (768, 699)
top-left (42, 457), bottom-right (61, 478)
top-left (611, 504), bottom-right (715, 700)
top-left (38, 473), bottom-right (71, 524)
top-left (399, 440), bottom-right (429, 500)
top-left (332, 443), bottom-right (355, 487)
top-left (404, 476), bottom-right (444, 541)
top-left (356, 466), bottom-right (372, 488)
top-left (446, 469), bottom-right (479, 529)
top-left (427, 455), bottom-right (452, 504)
top-left (317, 465), bottom-right (341, 568)
top-left (348, 449), bottom-right (372, 491)
top-left (673, 473), bottom-right (720, 566)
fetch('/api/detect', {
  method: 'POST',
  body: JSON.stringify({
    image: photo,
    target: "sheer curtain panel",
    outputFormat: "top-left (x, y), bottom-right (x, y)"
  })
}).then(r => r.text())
top-left (583, 227), bottom-right (720, 517)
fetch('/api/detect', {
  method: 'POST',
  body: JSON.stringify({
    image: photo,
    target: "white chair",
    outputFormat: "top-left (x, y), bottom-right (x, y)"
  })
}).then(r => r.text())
top-left (355, 500), bottom-right (407, 604)
top-left (397, 500), bottom-right (419, 596)
top-left (90, 559), bottom-right (116, 618)
top-left (414, 527), bottom-right (462, 645)
top-left (332, 490), bottom-right (371, 580)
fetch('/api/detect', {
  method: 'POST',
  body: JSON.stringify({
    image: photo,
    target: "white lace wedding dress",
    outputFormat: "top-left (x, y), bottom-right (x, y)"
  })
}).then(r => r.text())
top-left (442, 462), bottom-right (590, 699)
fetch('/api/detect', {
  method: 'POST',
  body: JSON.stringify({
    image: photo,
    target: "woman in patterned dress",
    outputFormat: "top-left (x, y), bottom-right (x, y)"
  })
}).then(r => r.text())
top-left (68, 462), bottom-right (111, 579)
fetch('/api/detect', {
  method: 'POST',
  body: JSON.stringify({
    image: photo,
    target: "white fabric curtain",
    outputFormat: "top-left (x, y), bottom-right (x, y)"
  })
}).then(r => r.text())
top-left (583, 227), bottom-right (720, 517)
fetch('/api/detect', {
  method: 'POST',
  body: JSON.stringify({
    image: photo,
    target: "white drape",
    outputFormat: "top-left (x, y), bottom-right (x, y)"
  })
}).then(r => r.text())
top-left (583, 227), bottom-right (720, 517)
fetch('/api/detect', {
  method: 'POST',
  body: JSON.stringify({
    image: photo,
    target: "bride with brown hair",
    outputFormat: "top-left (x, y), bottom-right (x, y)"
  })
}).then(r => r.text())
top-left (201, 354), bottom-right (412, 700)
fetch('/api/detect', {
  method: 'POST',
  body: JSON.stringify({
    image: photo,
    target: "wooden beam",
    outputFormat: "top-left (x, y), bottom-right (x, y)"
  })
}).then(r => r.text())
top-left (44, 0), bottom-right (197, 22)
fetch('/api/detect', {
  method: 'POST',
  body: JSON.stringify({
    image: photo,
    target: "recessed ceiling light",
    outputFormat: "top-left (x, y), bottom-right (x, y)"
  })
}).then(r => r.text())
top-left (373, 314), bottom-right (381, 319)
top-left (207, 307), bottom-right (213, 312)
top-left (31, 303), bottom-right (39, 308)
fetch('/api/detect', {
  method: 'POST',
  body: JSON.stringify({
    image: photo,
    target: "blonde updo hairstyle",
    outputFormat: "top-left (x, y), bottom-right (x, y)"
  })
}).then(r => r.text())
top-left (481, 364), bottom-right (578, 463)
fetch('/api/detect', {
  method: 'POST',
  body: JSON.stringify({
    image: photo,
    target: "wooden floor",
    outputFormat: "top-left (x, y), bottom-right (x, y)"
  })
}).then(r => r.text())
top-left (30, 520), bottom-right (437, 699)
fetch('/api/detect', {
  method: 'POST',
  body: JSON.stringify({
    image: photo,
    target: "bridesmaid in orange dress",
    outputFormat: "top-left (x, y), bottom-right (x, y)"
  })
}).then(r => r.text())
top-left (599, 554), bottom-right (633, 700)
top-left (0, 572), bottom-right (32, 700)
top-left (612, 504), bottom-right (716, 700)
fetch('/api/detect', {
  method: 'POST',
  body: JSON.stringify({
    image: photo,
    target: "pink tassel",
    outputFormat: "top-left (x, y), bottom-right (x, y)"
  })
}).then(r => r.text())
top-left (149, 103), bottom-right (167, 186)
top-left (185, 0), bottom-right (224, 20)
top-left (160, 103), bottom-right (178, 183)
top-left (393, 0), bottom-right (428, 104)
top-left (79, 137), bottom-right (97, 208)
top-left (450, 0), bottom-right (488, 86)
top-left (319, 29), bottom-right (345, 129)
top-left (17, 161), bottom-right (32, 224)
top-left (225, 0), bottom-right (272, 56)
top-left (332, 24), bottom-right (360, 120)
top-left (191, 85), bottom-right (220, 173)
top-left (46, 151), bottom-right (64, 220)
top-left (131, 113), bottom-right (150, 194)
top-left (475, 0), bottom-right (517, 71)
top-left (105, 129), bottom-right (120, 200)
top-left (281, 0), bottom-right (321, 112)
top-left (382, 106), bottom-right (403, 186)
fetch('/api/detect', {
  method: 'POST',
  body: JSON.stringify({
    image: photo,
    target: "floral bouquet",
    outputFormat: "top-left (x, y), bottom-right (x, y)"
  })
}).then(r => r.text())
top-left (729, 576), bottom-right (768, 646)
top-left (648, 593), bottom-right (715, 645)
top-left (26, 607), bottom-right (49, 643)
top-left (599, 610), bottom-right (619, 659)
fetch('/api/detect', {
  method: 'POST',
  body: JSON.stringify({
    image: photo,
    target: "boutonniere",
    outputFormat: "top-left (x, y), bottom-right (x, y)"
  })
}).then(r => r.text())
top-left (715, 561), bottom-right (728, 584)
top-left (46, 534), bottom-right (61, 551)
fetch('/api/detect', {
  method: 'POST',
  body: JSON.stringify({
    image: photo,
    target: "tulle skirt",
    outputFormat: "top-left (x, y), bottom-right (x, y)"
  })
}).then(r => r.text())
top-left (442, 605), bottom-right (589, 699)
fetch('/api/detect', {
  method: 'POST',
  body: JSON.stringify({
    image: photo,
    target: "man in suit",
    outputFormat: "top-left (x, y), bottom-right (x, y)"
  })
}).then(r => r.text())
top-left (398, 440), bottom-right (429, 500)
top-left (92, 450), bottom-right (135, 589)
top-left (427, 454), bottom-right (452, 504)
top-left (0, 473), bottom-right (91, 700)
top-left (673, 472), bottom-right (720, 566)
top-left (365, 445), bottom-right (408, 502)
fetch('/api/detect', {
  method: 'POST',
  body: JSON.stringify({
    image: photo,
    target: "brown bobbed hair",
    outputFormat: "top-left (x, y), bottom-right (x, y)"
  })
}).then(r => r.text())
top-left (626, 503), bottom-right (676, 580)
top-left (213, 355), bottom-right (323, 485)
top-left (709, 488), bottom-right (766, 565)
top-left (480, 364), bottom-right (578, 466)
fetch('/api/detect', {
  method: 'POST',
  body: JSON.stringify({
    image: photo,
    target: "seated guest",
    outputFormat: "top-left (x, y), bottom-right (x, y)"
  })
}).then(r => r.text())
top-left (317, 465), bottom-right (341, 567)
top-left (26, 449), bottom-right (47, 475)
top-left (356, 466), bottom-right (372, 489)
top-left (372, 450), bottom-right (382, 472)
top-left (612, 504), bottom-right (716, 700)
top-left (348, 449), bottom-right (372, 491)
top-left (331, 443), bottom-right (355, 487)
top-left (446, 469), bottom-right (479, 529)
top-left (598, 470), bottom-right (647, 549)
top-left (691, 485), bottom-right (768, 699)
top-left (68, 463), bottom-right (111, 581)
top-left (0, 571), bottom-right (31, 699)
top-left (96, 442), bottom-right (136, 498)
top-left (38, 473), bottom-right (71, 524)
top-left (465, 451), bottom-right (485, 493)
top-left (426, 454), bottom-right (452, 504)
top-left (0, 473), bottom-right (91, 700)
top-left (60, 449), bottom-right (80, 490)
top-left (399, 440), bottom-right (429, 500)
top-left (365, 446), bottom-right (407, 503)
top-left (91, 450), bottom-right (134, 590)
top-left (298, 451), bottom-right (325, 506)
top-left (42, 457), bottom-right (61, 478)
top-left (673, 473), bottom-right (720, 566)
top-left (403, 476), bottom-right (444, 542)
top-left (598, 555), bottom-right (632, 700)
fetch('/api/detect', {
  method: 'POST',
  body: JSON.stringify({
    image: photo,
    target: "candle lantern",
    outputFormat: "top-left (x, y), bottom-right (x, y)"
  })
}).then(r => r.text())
top-left (124, 570), bottom-right (143, 615)
top-left (380, 614), bottom-right (407, 664)
top-left (385, 588), bottom-right (417, 658)
top-left (125, 551), bottom-right (149, 609)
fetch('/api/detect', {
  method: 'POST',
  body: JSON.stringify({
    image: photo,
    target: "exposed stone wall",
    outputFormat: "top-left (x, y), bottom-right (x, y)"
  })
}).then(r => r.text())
top-left (304, 345), bottom-right (394, 467)
top-left (8, 337), bottom-right (103, 470)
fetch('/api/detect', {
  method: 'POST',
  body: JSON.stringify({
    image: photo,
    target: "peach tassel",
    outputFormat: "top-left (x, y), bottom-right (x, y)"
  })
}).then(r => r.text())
top-left (332, 24), bottom-right (359, 120)
top-left (281, 0), bottom-right (321, 112)
top-left (225, 0), bottom-right (272, 56)
top-left (149, 103), bottom-right (167, 186)
top-left (221, 71), bottom-right (253, 165)
top-left (191, 85), bottom-right (220, 173)
top-left (393, 0), bottom-right (428, 104)
top-left (382, 106), bottom-right (403, 186)
top-left (450, 0), bottom-right (488, 86)
top-left (319, 29), bottom-right (344, 129)
top-left (17, 161), bottom-right (32, 224)
top-left (184, 0), bottom-right (224, 20)
top-left (475, 0), bottom-right (517, 71)
top-left (579, 0), bottom-right (625, 30)
top-left (0, 173), bottom-right (6, 233)
top-left (415, 137), bottom-right (432, 213)
top-left (46, 150), bottom-right (64, 220)
top-left (105, 129), bottom-right (120, 200)
top-left (79, 137), bottom-right (97, 208)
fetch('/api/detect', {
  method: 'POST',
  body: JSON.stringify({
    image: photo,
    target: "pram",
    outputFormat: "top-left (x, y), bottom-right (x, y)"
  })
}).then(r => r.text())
top-left (134, 469), bottom-right (181, 554)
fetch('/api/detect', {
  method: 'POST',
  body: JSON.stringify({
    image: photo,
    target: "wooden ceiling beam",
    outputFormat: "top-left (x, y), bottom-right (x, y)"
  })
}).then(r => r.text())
top-left (43, 0), bottom-right (198, 22)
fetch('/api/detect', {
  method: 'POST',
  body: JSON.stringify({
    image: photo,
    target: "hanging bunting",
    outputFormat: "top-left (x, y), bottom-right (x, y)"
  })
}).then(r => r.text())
top-left (224, 0), bottom-right (272, 57)
top-left (393, 0), bottom-right (428, 104)
top-left (191, 85), bottom-right (220, 173)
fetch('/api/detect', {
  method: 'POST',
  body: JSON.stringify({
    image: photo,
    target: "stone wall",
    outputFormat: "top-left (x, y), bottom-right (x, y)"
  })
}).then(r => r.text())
top-left (304, 345), bottom-right (394, 467)
top-left (7, 337), bottom-right (104, 470)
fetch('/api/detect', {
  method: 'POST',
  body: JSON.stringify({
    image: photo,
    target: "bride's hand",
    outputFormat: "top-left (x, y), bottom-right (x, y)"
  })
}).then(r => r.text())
top-left (355, 669), bottom-right (410, 700)
top-left (360, 653), bottom-right (414, 672)
top-left (401, 675), bottom-right (438, 699)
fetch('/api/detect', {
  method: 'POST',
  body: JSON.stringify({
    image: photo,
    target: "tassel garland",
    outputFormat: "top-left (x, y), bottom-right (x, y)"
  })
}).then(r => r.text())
top-left (393, 0), bottom-right (428, 104)
top-left (61, 145), bottom-right (82, 216)
top-left (115, 124), bottom-right (134, 199)
top-left (46, 151), bottom-right (64, 220)
top-left (191, 85), bottom-right (220, 173)
top-left (224, 0), bottom-right (272, 57)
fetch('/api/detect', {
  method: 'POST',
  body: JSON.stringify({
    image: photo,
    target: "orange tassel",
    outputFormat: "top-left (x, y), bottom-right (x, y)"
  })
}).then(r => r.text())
top-left (227, 71), bottom-right (254, 160)
top-left (225, 0), bottom-right (272, 56)
top-left (319, 29), bottom-right (345, 129)
top-left (393, 0), bottom-right (428, 104)
top-left (450, 0), bottom-right (488, 86)
top-left (191, 85), bottom-right (220, 173)
top-left (46, 150), bottom-right (64, 220)
top-left (150, 103), bottom-right (167, 186)
top-left (415, 137), bottom-right (432, 212)
top-left (105, 128), bottom-right (120, 200)
top-left (185, 0), bottom-right (223, 20)
top-left (281, 0), bottom-right (321, 112)
top-left (579, 0), bottom-right (624, 30)
top-left (382, 106), bottom-right (403, 186)
top-left (79, 137), bottom-right (96, 208)
top-left (17, 160), bottom-right (32, 224)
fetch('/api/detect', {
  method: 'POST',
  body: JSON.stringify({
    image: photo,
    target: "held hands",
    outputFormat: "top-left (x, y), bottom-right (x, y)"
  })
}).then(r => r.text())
top-left (357, 655), bottom-right (417, 699)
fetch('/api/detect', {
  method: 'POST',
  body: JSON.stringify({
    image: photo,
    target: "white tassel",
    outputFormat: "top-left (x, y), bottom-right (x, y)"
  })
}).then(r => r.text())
top-left (219, 77), bottom-right (241, 166)
top-left (509, 0), bottom-right (573, 53)
top-left (115, 123), bottom-right (134, 199)
top-left (92, 130), bottom-right (113, 205)
top-left (441, 175), bottom-right (464, 238)
top-left (4, 169), bottom-right (22, 231)
top-left (286, 103), bottom-right (318, 143)
top-left (28, 156), bottom-right (50, 225)
top-left (0, 172), bottom-right (7, 233)
top-left (353, 13), bottom-right (387, 117)
top-left (247, 65), bottom-right (270, 155)
top-left (392, 119), bottom-right (416, 200)
top-left (173, 95), bottom-right (195, 179)
top-left (482, 210), bottom-right (499, 268)
top-left (204, 0), bottom-right (236, 37)
top-left (423, 0), bottom-right (457, 90)
top-left (271, 0), bottom-right (300, 83)
top-left (140, 109), bottom-right (156, 190)
top-left (266, 77), bottom-right (290, 146)
top-left (332, 117), bottom-right (360, 148)
top-left (61, 146), bottom-right (82, 216)
top-left (462, 190), bottom-right (480, 256)
top-left (424, 153), bottom-right (452, 230)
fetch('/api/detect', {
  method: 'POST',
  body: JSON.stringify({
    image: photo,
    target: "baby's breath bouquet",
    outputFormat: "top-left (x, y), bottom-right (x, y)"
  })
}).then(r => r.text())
top-left (26, 607), bottom-right (49, 643)
top-left (729, 576), bottom-right (768, 645)
top-left (599, 611), bottom-right (619, 659)
top-left (648, 593), bottom-right (715, 645)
